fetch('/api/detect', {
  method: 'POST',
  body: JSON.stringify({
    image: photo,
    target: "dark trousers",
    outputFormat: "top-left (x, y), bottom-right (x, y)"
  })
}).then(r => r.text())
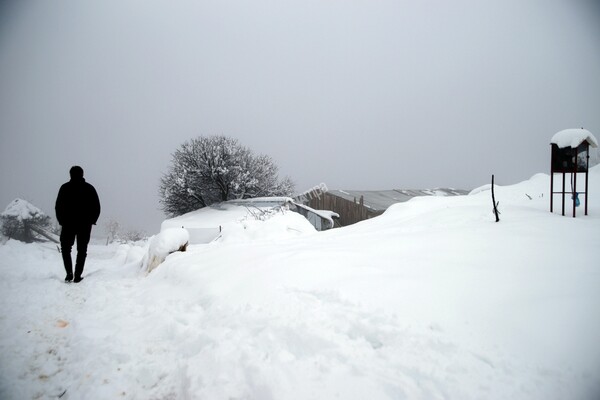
top-left (60, 224), bottom-right (92, 278)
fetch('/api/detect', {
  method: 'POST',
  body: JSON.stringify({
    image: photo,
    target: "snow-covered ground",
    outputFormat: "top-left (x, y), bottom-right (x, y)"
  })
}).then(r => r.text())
top-left (1, 167), bottom-right (600, 399)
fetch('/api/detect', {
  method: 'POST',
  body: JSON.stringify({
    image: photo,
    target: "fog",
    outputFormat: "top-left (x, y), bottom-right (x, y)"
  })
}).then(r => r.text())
top-left (1, 0), bottom-right (599, 234)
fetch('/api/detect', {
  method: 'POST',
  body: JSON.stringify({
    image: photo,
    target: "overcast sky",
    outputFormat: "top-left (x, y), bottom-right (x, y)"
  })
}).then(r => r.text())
top-left (1, 0), bottom-right (599, 234)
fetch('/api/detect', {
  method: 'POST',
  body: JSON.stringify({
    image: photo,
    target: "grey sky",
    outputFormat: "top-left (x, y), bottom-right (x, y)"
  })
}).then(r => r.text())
top-left (1, 0), bottom-right (599, 234)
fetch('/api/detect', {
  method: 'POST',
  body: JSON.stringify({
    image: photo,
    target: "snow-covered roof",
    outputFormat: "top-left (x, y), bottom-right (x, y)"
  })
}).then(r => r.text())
top-left (551, 128), bottom-right (598, 149)
top-left (161, 200), bottom-right (295, 243)
top-left (162, 201), bottom-right (285, 231)
top-left (225, 197), bottom-right (294, 207)
top-left (327, 188), bottom-right (469, 212)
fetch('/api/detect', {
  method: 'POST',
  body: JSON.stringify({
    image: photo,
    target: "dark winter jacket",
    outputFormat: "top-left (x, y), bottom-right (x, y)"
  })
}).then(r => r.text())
top-left (55, 177), bottom-right (101, 227)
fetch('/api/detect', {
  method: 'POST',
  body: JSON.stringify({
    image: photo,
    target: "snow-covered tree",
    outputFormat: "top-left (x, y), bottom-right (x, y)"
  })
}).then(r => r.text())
top-left (105, 220), bottom-right (121, 243)
top-left (159, 136), bottom-right (294, 217)
top-left (104, 219), bottom-right (146, 244)
top-left (1, 199), bottom-right (52, 243)
top-left (121, 229), bottom-right (146, 243)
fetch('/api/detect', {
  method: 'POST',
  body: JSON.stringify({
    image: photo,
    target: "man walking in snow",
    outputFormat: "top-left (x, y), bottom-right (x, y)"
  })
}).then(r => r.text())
top-left (55, 166), bottom-right (101, 283)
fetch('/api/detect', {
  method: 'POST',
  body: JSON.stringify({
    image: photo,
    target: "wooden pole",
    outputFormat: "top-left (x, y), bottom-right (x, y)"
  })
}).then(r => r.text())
top-left (550, 170), bottom-right (554, 213)
top-left (585, 145), bottom-right (590, 216)
top-left (573, 170), bottom-right (577, 218)
top-left (492, 175), bottom-right (500, 222)
top-left (28, 225), bottom-right (59, 244)
top-left (550, 145), bottom-right (554, 213)
top-left (562, 172), bottom-right (566, 216)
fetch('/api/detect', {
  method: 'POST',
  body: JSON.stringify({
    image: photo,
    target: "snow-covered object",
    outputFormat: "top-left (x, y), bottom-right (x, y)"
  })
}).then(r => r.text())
top-left (142, 228), bottom-right (189, 272)
top-left (294, 202), bottom-right (339, 230)
top-left (551, 128), bottom-right (598, 148)
top-left (161, 198), bottom-right (300, 243)
top-left (216, 210), bottom-right (316, 243)
top-left (162, 198), bottom-right (321, 243)
top-left (316, 209), bottom-right (339, 221)
top-left (1, 198), bottom-right (46, 220)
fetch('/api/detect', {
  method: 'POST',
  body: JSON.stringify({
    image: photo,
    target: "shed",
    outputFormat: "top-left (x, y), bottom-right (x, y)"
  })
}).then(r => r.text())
top-left (304, 188), bottom-right (468, 227)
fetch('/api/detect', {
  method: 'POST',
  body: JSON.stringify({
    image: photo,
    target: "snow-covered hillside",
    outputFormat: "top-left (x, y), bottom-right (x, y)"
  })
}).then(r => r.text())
top-left (1, 168), bottom-right (599, 400)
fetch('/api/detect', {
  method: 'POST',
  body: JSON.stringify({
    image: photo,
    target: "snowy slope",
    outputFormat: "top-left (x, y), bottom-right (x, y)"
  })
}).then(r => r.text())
top-left (1, 167), bottom-right (599, 399)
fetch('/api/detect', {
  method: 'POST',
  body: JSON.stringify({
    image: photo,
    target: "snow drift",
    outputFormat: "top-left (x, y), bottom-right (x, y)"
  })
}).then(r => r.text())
top-left (142, 228), bottom-right (189, 272)
top-left (1, 167), bottom-right (600, 399)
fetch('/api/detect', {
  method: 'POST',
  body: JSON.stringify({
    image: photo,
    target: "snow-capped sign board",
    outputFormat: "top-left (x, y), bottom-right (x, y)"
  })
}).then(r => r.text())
top-left (550, 128), bottom-right (597, 217)
top-left (550, 128), bottom-right (598, 149)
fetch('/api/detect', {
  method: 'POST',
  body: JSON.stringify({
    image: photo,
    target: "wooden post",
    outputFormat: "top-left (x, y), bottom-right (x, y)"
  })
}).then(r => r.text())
top-left (573, 169), bottom-right (577, 218)
top-left (28, 225), bottom-right (60, 244)
top-left (585, 145), bottom-right (590, 216)
top-left (585, 167), bottom-right (589, 216)
top-left (562, 172), bottom-right (566, 216)
top-left (550, 171), bottom-right (554, 213)
top-left (492, 175), bottom-right (500, 222)
top-left (550, 146), bottom-right (554, 213)
top-left (359, 195), bottom-right (365, 221)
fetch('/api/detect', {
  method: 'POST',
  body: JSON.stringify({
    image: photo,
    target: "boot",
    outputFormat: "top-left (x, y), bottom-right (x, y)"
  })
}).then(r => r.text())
top-left (74, 253), bottom-right (86, 283)
top-left (62, 251), bottom-right (73, 282)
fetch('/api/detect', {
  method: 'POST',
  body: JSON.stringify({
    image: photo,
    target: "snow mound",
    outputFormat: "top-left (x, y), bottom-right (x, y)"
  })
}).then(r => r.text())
top-left (469, 172), bottom-right (549, 203)
top-left (1, 198), bottom-right (46, 220)
top-left (161, 199), bottom-right (299, 244)
top-left (216, 210), bottom-right (316, 243)
top-left (142, 228), bottom-right (189, 272)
